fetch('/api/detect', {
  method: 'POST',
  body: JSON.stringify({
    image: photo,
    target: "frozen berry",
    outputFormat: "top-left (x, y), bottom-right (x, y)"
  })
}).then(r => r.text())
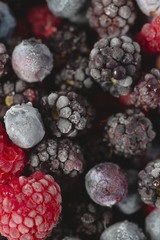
top-left (88, 0), bottom-right (136, 38)
top-left (145, 208), bottom-right (160, 240)
top-left (136, 0), bottom-right (160, 16)
top-left (89, 36), bottom-right (141, 97)
top-left (0, 172), bottom-right (62, 240)
top-left (85, 162), bottom-right (128, 207)
top-left (0, 1), bottom-right (16, 41)
top-left (100, 221), bottom-right (146, 240)
top-left (40, 91), bottom-right (95, 138)
top-left (133, 68), bottom-right (160, 110)
top-left (29, 138), bottom-right (84, 177)
top-left (138, 158), bottom-right (160, 208)
top-left (12, 38), bottom-right (53, 83)
top-left (0, 122), bottom-right (26, 184)
top-left (104, 109), bottom-right (156, 157)
top-left (4, 102), bottom-right (45, 149)
top-left (0, 43), bottom-right (9, 80)
top-left (27, 4), bottom-right (62, 39)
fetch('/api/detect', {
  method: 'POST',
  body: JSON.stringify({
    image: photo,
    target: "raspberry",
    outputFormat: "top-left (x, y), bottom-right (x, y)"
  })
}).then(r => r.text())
top-left (0, 123), bottom-right (26, 184)
top-left (27, 4), bottom-right (62, 39)
top-left (0, 172), bottom-right (62, 240)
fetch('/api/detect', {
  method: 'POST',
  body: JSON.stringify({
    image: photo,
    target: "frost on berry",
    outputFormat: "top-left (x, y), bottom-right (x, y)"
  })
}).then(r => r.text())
top-left (4, 102), bottom-right (45, 149)
top-left (145, 209), bottom-right (160, 240)
top-left (136, 0), bottom-right (160, 16)
top-left (85, 162), bottom-right (128, 207)
top-left (11, 38), bottom-right (53, 83)
top-left (0, 172), bottom-right (61, 240)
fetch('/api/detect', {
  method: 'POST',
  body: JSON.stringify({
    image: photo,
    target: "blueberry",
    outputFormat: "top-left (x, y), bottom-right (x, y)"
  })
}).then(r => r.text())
top-left (136, 0), bottom-right (160, 16)
top-left (85, 162), bottom-right (128, 207)
top-left (145, 209), bottom-right (160, 240)
top-left (12, 39), bottom-right (53, 83)
top-left (0, 1), bottom-right (16, 41)
top-left (4, 102), bottom-right (45, 148)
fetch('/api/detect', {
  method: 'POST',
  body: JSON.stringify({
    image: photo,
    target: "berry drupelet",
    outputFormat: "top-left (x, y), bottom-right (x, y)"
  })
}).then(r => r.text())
top-left (4, 103), bottom-right (45, 149)
top-left (89, 36), bottom-right (141, 97)
top-left (0, 79), bottom-right (40, 120)
top-left (55, 56), bottom-right (93, 91)
top-left (85, 162), bottom-right (128, 207)
top-left (0, 172), bottom-right (62, 240)
top-left (133, 68), bottom-right (160, 110)
top-left (138, 158), bottom-right (160, 208)
top-left (29, 138), bottom-right (84, 178)
top-left (45, 24), bottom-right (88, 69)
top-left (88, 0), bottom-right (136, 38)
top-left (100, 221), bottom-right (146, 240)
top-left (40, 91), bottom-right (95, 138)
top-left (12, 38), bottom-right (53, 83)
top-left (104, 109), bottom-right (156, 157)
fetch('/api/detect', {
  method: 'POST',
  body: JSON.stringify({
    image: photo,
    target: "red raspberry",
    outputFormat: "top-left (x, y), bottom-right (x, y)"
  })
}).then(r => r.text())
top-left (27, 4), bottom-right (62, 39)
top-left (0, 172), bottom-right (62, 240)
top-left (0, 123), bottom-right (26, 184)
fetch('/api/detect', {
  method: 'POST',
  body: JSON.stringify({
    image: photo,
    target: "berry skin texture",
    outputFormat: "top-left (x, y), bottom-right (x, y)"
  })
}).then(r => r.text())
top-left (100, 221), bottom-right (146, 240)
top-left (11, 38), bottom-right (53, 83)
top-left (89, 36), bottom-right (141, 97)
top-left (0, 171), bottom-right (62, 240)
top-left (138, 158), bottom-right (160, 208)
top-left (145, 209), bottom-right (160, 240)
top-left (0, 123), bottom-right (26, 184)
top-left (88, 0), bottom-right (136, 38)
top-left (104, 109), bottom-right (156, 157)
top-left (4, 103), bottom-right (45, 149)
top-left (85, 162), bottom-right (128, 207)
top-left (27, 4), bottom-right (62, 39)
top-left (0, 1), bottom-right (16, 41)
top-left (133, 68), bottom-right (160, 110)
top-left (136, 0), bottom-right (160, 16)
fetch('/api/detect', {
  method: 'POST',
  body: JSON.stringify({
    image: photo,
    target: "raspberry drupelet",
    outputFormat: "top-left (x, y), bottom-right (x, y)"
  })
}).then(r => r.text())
top-left (89, 36), bottom-right (141, 97)
top-left (104, 109), bottom-right (156, 157)
top-left (29, 138), bottom-right (84, 178)
top-left (0, 172), bottom-right (62, 240)
top-left (40, 91), bottom-right (95, 138)
top-left (88, 0), bottom-right (136, 38)
top-left (138, 158), bottom-right (160, 208)
top-left (85, 162), bottom-right (128, 207)
top-left (133, 68), bottom-right (160, 110)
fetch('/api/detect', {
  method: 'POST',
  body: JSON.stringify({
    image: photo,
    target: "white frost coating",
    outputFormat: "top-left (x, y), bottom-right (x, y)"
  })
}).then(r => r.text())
top-left (136, 0), bottom-right (160, 16)
top-left (4, 103), bottom-right (45, 148)
top-left (100, 221), bottom-right (146, 240)
top-left (145, 209), bottom-right (160, 240)
top-left (46, 0), bottom-right (85, 18)
top-left (12, 39), bottom-right (53, 83)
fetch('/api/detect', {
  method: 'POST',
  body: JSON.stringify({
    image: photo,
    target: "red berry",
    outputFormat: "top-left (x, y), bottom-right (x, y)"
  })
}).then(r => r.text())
top-left (0, 172), bottom-right (62, 239)
top-left (27, 4), bottom-right (62, 39)
top-left (23, 88), bottom-right (36, 102)
top-left (0, 123), bottom-right (26, 184)
top-left (142, 204), bottom-right (156, 216)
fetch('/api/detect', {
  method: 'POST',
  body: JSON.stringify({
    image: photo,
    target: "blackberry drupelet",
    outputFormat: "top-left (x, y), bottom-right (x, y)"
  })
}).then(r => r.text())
top-left (89, 36), bottom-right (141, 97)
top-left (40, 91), bottom-right (95, 138)
top-left (55, 56), bottom-right (93, 91)
top-left (104, 109), bottom-right (156, 157)
top-left (0, 43), bottom-right (9, 80)
top-left (133, 68), bottom-right (160, 110)
top-left (0, 79), bottom-right (39, 119)
top-left (138, 158), bottom-right (160, 208)
top-left (29, 138), bottom-right (84, 178)
top-left (88, 0), bottom-right (136, 38)
top-left (45, 24), bottom-right (88, 69)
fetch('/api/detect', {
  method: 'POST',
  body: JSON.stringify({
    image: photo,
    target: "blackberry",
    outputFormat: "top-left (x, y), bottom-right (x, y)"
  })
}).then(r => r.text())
top-left (100, 221), bottom-right (146, 240)
top-left (87, 0), bottom-right (136, 38)
top-left (0, 79), bottom-right (40, 120)
top-left (0, 43), bottom-right (9, 80)
top-left (138, 158), bottom-right (160, 208)
top-left (45, 24), bottom-right (88, 69)
top-left (89, 36), bottom-right (141, 97)
top-left (55, 56), bottom-right (93, 91)
top-left (29, 138), bottom-right (84, 178)
top-left (104, 109), bottom-right (156, 157)
top-left (40, 91), bottom-right (95, 138)
top-left (133, 68), bottom-right (160, 110)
